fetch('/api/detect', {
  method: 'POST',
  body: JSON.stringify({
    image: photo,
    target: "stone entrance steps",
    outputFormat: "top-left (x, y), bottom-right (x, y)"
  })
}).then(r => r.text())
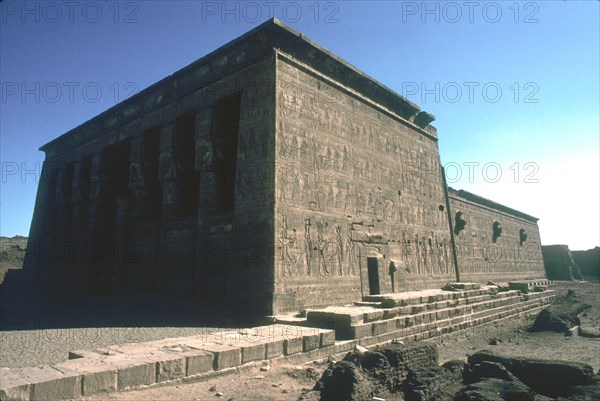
top-left (302, 285), bottom-right (557, 341)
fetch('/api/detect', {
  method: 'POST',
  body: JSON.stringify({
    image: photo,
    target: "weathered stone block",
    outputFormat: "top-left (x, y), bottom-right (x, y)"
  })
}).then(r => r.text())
top-left (0, 368), bottom-right (30, 401)
top-left (284, 337), bottom-right (303, 355)
top-left (265, 339), bottom-right (285, 359)
top-left (115, 357), bottom-right (156, 390)
top-left (18, 366), bottom-right (82, 401)
top-left (319, 330), bottom-right (336, 347)
top-left (363, 310), bottom-right (384, 322)
top-left (382, 307), bottom-right (400, 319)
top-left (203, 345), bottom-right (241, 370)
top-left (372, 320), bottom-right (393, 336)
top-left (156, 355), bottom-right (186, 382)
top-left (241, 343), bottom-right (265, 363)
top-left (412, 305), bottom-right (425, 314)
top-left (349, 324), bottom-right (372, 339)
top-left (53, 359), bottom-right (117, 396)
top-left (302, 333), bottom-right (321, 351)
top-left (185, 350), bottom-right (214, 376)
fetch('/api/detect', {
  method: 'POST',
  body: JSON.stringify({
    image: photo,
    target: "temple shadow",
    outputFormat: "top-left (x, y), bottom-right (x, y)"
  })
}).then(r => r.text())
top-left (0, 270), bottom-right (267, 332)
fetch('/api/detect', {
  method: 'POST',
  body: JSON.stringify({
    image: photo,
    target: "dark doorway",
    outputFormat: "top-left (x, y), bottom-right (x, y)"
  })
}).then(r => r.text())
top-left (367, 257), bottom-right (380, 295)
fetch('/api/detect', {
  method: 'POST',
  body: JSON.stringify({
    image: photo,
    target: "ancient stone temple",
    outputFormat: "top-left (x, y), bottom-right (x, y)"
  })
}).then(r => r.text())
top-left (23, 19), bottom-right (546, 315)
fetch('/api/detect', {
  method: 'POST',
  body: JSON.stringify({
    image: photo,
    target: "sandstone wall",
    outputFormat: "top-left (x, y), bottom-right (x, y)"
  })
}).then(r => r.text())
top-left (272, 52), bottom-right (454, 312)
top-left (448, 189), bottom-right (546, 283)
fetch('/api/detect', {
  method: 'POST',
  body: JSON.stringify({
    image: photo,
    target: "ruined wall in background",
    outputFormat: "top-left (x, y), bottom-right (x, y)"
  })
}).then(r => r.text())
top-left (273, 53), bottom-right (454, 313)
top-left (572, 247), bottom-right (600, 278)
top-left (448, 189), bottom-right (546, 284)
top-left (542, 245), bottom-right (583, 280)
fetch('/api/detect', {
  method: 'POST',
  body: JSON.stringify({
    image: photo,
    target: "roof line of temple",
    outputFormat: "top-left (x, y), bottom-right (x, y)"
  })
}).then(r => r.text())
top-left (448, 187), bottom-right (539, 223)
top-left (40, 18), bottom-right (431, 155)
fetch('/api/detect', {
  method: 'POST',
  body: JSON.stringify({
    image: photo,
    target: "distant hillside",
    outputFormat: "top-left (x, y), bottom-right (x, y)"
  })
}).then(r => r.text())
top-left (0, 236), bottom-right (27, 283)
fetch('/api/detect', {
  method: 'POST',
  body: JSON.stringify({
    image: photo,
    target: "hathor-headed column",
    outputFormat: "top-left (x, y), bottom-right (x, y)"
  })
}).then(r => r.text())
top-left (195, 107), bottom-right (215, 220)
top-left (158, 122), bottom-right (182, 220)
top-left (194, 107), bottom-right (214, 295)
top-left (70, 158), bottom-right (91, 291)
top-left (128, 135), bottom-right (148, 226)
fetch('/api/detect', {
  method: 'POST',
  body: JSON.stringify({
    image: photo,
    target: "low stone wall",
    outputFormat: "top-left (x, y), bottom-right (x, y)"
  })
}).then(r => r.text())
top-left (0, 324), bottom-right (338, 401)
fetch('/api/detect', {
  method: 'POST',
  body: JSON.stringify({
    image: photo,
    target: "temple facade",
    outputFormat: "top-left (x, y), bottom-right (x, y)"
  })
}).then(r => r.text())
top-left (23, 19), bottom-right (546, 314)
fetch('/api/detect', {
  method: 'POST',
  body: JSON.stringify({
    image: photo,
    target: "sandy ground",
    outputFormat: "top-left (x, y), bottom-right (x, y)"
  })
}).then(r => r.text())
top-left (0, 294), bottom-right (263, 369)
top-left (47, 281), bottom-right (597, 401)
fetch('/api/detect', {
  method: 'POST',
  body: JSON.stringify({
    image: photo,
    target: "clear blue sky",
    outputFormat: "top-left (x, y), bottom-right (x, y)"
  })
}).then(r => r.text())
top-left (1, 1), bottom-right (598, 249)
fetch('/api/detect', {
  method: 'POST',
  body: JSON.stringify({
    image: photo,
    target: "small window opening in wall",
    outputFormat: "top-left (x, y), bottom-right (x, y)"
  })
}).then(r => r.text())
top-left (492, 221), bottom-right (502, 243)
top-left (519, 228), bottom-right (528, 247)
top-left (454, 211), bottom-right (466, 235)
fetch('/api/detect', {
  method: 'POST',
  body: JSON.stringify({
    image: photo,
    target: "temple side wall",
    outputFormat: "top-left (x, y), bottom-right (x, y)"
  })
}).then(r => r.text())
top-left (448, 192), bottom-right (546, 284)
top-left (24, 56), bottom-right (276, 313)
top-left (272, 53), bottom-right (455, 313)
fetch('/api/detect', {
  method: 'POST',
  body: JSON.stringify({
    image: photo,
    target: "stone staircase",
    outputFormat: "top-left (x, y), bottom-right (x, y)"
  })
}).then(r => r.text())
top-left (279, 283), bottom-right (557, 346)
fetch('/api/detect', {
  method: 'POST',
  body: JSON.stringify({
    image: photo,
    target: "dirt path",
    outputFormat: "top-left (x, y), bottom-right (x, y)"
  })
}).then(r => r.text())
top-left (77, 281), bottom-right (600, 401)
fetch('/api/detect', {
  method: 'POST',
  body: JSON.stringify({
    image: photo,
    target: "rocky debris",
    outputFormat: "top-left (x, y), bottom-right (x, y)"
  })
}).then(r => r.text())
top-left (565, 325), bottom-right (580, 337)
top-left (530, 290), bottom-right (590, 333)
top-left (360, 351), bottom-right (395, 392)
top-left (464, 361), bottom-right (518, 384)
top-left (531, 309), bottom-right (579, 333)
top-left (317, 361), bottom-right (376, 401)
top-left (313, 342), bottom-right (439, 401)
top-left (468, 350), bottom-right (595, 398)
top-left (453, 378), bottom-right (535, 401)
top-left (488, 338), bottom-right (501, 345)
top-left (487, 281), bottom-right (510, 292)
top-left (297, 389), bottom-right (321, 401)
top-left (579, 325), bottom-right (600, 338)
top-left (403, 361), bottom-right (465, 401)
top-left (556, 374), bottom-right (600, 401)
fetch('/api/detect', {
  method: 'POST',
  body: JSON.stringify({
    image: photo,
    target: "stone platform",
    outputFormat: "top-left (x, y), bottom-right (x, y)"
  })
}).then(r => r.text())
top-left (277, 283), bottom-right (558, 345)
top-left (1, 284), bottom-right (557, 400)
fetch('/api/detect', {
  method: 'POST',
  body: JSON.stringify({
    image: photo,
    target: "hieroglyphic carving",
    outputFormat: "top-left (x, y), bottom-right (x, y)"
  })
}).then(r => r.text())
top-left (279, 214), bottom-right (299, 277)
top-left (278, 214), bottom-right (361, 279)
